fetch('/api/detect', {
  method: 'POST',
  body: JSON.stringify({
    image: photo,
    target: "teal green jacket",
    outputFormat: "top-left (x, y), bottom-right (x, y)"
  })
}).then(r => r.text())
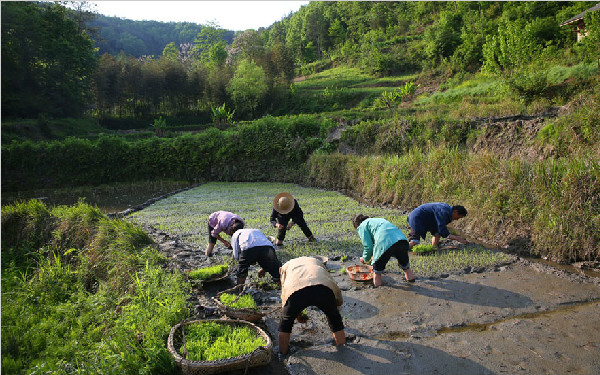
top-left (357, 218), bottom-right (407, 264)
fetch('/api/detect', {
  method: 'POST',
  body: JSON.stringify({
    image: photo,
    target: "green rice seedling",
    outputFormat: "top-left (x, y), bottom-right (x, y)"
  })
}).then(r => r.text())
top-left (188, 264), bottom-right (228, 281)
top-left (340, 255), bottom-right (348, 262)
top-left (182, 321), bottom-right (266, 361)
top-left (219, 293), bottom-right (258, 310)
top-left (412, 244), bottom-right (435, 254)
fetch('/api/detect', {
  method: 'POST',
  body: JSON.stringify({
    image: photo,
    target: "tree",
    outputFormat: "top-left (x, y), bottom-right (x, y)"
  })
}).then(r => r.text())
top-left (229, 30), bottom-right (264, 64)
top-left (192, 22), bottom-right (227, 64)
top-left (424, 11), bottom-right (463, 65)
top-left (226, 59), bottom-right (268, 118)
top-left (1, 2), bottom-right (98, 118)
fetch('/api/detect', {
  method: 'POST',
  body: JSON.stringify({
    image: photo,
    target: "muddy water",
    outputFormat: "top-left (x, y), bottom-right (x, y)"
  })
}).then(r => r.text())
top-left (1, 180), bottom-right (191, 213)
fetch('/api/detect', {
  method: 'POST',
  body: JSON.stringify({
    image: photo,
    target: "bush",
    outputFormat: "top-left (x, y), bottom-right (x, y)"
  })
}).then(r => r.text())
top-left (1, 200), bottom-right (190, 375)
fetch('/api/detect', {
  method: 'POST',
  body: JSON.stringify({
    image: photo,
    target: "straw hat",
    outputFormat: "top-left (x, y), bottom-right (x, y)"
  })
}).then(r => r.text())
top-left (273, 192), bottom-right (295, 214)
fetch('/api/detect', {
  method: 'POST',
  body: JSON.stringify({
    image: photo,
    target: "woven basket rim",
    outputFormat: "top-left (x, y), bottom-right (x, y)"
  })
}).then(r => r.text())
top-left (167, 319), bottom-right (272, 367)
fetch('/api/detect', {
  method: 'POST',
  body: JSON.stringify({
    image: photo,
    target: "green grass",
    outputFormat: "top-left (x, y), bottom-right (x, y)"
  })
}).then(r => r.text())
top-left (1, 200), bottom-right (190, 375)
top-left (408, 246), bottom-right (513, 279)
top-left (128, 182), bottom-right (514, 277)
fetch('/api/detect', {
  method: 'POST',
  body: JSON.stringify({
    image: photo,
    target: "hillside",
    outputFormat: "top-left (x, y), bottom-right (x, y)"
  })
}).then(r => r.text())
top-left (2, 1), bottom-right (599, 262)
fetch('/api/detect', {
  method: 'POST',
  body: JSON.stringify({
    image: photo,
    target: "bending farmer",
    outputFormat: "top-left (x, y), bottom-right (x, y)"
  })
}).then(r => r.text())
top-left (407, 202), bottom-right (468, 248)
top-left (270, 192), bottom-right (315, 246)
top-left (231, 227), bottom-right (282, 285)
top-left (353, 214), bottom-right (415, 287)
top-left (205, 210), bottom-right (245, 257)
top-left (278, 256), bottom-right (345, 355)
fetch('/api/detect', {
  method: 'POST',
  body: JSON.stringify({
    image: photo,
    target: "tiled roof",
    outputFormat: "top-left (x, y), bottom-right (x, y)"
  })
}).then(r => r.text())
top-left (560, 3), bottom-right (600, 26)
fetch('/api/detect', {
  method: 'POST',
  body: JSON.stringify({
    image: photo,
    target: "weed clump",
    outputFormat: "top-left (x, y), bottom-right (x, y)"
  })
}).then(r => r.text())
top-left (182, 321), bottom-right (266, 361)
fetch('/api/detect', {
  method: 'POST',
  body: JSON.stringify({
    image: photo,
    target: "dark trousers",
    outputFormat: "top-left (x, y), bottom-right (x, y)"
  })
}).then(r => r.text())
top-left (372, 240), bottom-right (410, 272)
top-left (279, 284), bottom-right (344, 333)
top-left (235, 245), bottom-right (281, 280)
top-left (276, 210), bottom-right (313, 241)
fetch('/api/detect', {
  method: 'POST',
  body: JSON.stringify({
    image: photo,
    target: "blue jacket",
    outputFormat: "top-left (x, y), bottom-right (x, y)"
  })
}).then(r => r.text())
top-left (357, 218), bottom-right (407, 264)
top-left (407, 202), bottom-right (453, 239)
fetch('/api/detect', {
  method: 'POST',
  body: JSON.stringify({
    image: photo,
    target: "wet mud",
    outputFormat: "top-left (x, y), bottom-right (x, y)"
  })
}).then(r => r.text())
top-left (145, 226), bottom-right (600, 375)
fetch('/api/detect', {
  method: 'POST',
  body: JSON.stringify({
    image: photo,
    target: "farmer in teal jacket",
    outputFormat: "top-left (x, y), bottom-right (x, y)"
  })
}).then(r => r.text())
top-left (353, 214), bottom-right (415, 287)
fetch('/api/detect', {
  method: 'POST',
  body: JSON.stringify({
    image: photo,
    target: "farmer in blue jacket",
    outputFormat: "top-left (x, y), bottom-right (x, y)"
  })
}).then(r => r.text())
top-left (407, 203), bottom-right (468, 248)
top-left (353, 214), bottom-right (415, 287)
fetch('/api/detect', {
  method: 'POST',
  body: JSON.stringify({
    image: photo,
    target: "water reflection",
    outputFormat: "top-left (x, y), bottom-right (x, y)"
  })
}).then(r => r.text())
top-left (1, 180), bottom-right (192, 214)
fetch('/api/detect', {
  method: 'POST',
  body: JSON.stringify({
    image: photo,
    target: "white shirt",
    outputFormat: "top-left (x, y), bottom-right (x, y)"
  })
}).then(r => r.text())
top-left (231, 229), bottom-right (274, 260)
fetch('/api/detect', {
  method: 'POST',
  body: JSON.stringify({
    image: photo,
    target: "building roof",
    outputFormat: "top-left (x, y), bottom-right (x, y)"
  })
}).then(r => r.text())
top-left (560, 3), bottom-right (600, 27)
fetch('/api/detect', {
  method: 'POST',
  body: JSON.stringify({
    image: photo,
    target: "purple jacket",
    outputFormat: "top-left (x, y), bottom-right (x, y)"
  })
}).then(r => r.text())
top-left (208, 211), bottom-right (244, 237)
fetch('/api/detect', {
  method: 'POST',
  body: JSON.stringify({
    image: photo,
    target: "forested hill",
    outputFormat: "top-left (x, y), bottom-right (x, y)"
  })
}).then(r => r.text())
top-left (89, 15), bottom-right (235, 57)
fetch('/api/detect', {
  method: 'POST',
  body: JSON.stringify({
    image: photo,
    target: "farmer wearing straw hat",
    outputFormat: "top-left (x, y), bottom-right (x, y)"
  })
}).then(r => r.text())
top-left (270, 192), bottom-right (316, 246)
top-left (205, 210), bottom-right (245, 257)
top-left (277, 256), bottom-right (345, 356)
top-left (353, 214), bottom-right (415, 287)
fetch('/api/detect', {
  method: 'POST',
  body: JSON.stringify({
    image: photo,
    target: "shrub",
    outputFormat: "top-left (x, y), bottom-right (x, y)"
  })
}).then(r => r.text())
top-left (1, 200), bottom-right (190, 375)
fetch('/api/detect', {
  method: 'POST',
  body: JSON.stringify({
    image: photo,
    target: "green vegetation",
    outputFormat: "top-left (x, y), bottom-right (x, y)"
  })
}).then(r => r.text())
top-left (2, 114), bottom-right (336, 191)
top-left (3, 2), bottom-right (599, 374)
top-left (219, 293), bottom-right (258, 310)
top-left (413, 244), bottom-right (436, 254)
top-left (1, 200), bottom-right (190, 375)
top-left (188, 264), bottom-right (228, 281)
top-left (128, 182), bottom-right (513, 277)
top-left (181, 321), bottom-right (267, 361)
top-left (410, 246), bottom-right (513, 279)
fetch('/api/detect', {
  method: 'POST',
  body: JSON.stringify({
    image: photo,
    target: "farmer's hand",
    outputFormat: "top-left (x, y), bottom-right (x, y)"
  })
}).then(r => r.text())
top-left (287, 222), bottom-right (295, 229)
top-left (257, 268), bottom-right (266, 278)
top-left (275, 223), bottom-right (285, 230)
top-left (222, 240), bottom-right (231, 249)
top-left (360, 257), bottom-right (365, 264)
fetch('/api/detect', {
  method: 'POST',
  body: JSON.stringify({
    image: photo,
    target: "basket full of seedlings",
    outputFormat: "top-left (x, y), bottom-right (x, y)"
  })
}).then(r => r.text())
top-left (212, 284), bottom-right (278, 323)
top-left (167, 319), bottom-right (272, 375)
top-left (187, 264), bottom-right (230, 286)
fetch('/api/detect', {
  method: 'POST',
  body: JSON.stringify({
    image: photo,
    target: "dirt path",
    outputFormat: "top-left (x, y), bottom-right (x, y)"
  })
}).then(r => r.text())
top-left (144, 225), bottom-right (600, 375)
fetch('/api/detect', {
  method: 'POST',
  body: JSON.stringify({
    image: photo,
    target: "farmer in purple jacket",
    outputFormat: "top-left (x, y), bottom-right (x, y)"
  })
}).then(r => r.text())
top-left (205, 211), bottom-right (245, 257)
top-left (407, 203), bottom-right (468, 248)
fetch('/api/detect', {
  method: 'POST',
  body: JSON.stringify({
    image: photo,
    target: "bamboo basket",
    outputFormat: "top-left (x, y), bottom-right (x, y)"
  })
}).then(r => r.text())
top-left (213, 284), bottom-right (279, 323)
top-left (167, 319), bottom-right (272, 375)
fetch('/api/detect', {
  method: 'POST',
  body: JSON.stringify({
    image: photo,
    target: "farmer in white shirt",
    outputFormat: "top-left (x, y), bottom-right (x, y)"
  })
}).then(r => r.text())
top-left (231, 228), bottom-right (282, 285)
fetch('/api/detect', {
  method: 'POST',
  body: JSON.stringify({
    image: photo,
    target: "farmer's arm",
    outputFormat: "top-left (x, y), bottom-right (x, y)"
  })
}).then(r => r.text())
top-left (231, 232), bottom-right (241, 260)
top-left (357, 225), bottom-right (374, 264)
